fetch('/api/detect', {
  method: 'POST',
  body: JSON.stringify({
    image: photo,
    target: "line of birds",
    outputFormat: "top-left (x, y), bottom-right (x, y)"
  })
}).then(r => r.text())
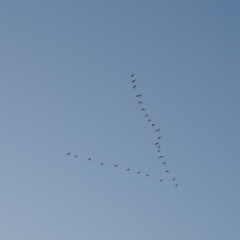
top-left (65, 152), bottom-right (178, 186)
top-left (130, 74), bottom-right (178, 187)
top-left (64, 74), bottom-right (179, 188)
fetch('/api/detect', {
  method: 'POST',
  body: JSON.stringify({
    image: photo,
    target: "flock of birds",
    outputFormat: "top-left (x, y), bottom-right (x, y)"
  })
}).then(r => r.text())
top-left (65, 74), bottom-right (178, 188)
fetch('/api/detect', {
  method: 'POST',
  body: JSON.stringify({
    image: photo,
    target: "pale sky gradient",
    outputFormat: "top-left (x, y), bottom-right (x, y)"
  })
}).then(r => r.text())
top-left (0, 1), bottom-right (240, 239)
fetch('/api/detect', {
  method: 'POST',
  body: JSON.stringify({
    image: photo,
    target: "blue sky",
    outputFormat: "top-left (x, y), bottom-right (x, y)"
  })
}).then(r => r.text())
top-left (0, 1), bottom-right (240, 239)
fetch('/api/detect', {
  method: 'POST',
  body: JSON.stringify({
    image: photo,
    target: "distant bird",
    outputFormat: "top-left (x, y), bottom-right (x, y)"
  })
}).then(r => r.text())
top-left (114, 164), bottom-right (118, 167)
top-left (141, 108), bottom-right (145, 111)
top-left (132, 80), bottom-right (136, 83)
top-left (136, 171), bottom-right (141, 174)
top-left (100, 163), bottom-right (104, 166)
top-left (74, 155), bottom-right (78, 158)
top-left (131, 74), bottom-right (134, 77)
top-left (138, 101), bottom-right (142, 104)
top-left (157, 150), bottom-right (161, 152)
top-left (158, 136), bottom-right (161, 140)
top-left (66, 153), bottom-right (71, 155)
top-left (175, 184), bottom-right (178, 187)
top-left (88, 158), bottom-right (91, 161)
top-left (126, 168), bottom-right (130, 171)
top-left (165, 170), bottom-right (169, 173)
top-left (148, 119), bottom-right (152, 122)
top-left (146, 174), bottom-right (149, 177)
top-left (133, 85), bottom-right (136, 89)
top-left (152, 124), bottom-right (155, 127)
top-left (157, 146), bottom-right (161, 149)
top-left (155, 129), bottom-right (161, 132)
top-left (173, 178), bottom-right (176, 181)
top-left (135, 94), bottom-right (142, 97)
top-left (163, 162), bottom-right (166, 165)
top-left (160, 179), bottom-right (163, 182)
top-left (145, 114), bottom-right (149, 117)
top-left (155, 143), bottom-right (159, 145)
top-left (158, 156), bottom-right (164, 158)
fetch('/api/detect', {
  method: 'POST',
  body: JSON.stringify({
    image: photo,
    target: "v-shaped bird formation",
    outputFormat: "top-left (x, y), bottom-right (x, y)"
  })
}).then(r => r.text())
top-left (65, 74), bottom-right (178, 188)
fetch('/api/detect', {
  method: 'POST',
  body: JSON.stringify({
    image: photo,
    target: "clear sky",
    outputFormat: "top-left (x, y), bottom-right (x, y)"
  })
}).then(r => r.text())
top-left (1, 1), bottom-right (240, 239)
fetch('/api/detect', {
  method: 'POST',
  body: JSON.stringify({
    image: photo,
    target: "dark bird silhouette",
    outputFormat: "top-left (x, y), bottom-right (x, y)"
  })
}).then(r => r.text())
top-left (133, 85), bottom-right (136, 89)
top-left (74, 155), bottom-right (78, 158)
top-left (145, 114), bottom-right (149, 117)
top-left (148, 119), bottom-right (152, 122)
top-left (165, 170), bottom-right (169, 173)
top-left (157, 150), bottom-right (161, 152)
top-left (66, 153), bottom-right (71, 155)
top-left (141, 108), bottom-right (145, 111)
top-left (160, 179), bottom-right (163, 182)
top-left (126, 168), bottom-right (130, 171)
top-left (100, 163), bottom-right (104, 166)
top-left (155, 129), bottom-right (161, 132)
top-left (157, 146), bottom-right (161, 149)
top-left (135, 94), bottom-right (142, 97)
top-left (88, 158), bottom-right (91, 161)
top-left (175, 184), bottom-right (178, 187)
top-left (132, 80), bottom-right (136, 83)
top-left (155, 143), bottom-right (159, 145)
top-left (138, 101), bottom-right (142, 104)
top-left (146, 174), bottom-right (149, 177)
top-left (158, 156), bottom-right (164, 158)
top-left (114, 164), bottom-right (118, 167)
top-left (173, 178), bottom-right (176, 181)
top-left (131, 74), bottom-right (134, 77)
top-left (163, 162), bottom-right (166, 164)
top-left (158, 136), bottom-right (161, 140)
top-left (152, 124), bottom-right (155, 127)
top-left (136, 171), bottom-right (141, 174)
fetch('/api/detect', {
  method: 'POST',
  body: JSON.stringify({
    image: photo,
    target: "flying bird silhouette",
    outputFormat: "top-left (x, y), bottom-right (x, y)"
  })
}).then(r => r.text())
top-left (138, 101), bottom-right (142, 104)
top-left (74, 155), bottom-right (78, 158)
top-left (175, 184), bottom-right (179, 187)
top-left (155, 129), bottom-right (161, 132)
top-left (135, 94), bottom-right (142, 97)
top-left (160, 179), bottom-right (163, 182)
top-left (163, 162), bottom-right (166, 164)
top-left (141, 108), bottom-right (145, 111)
top-left (165, 170), bottom-right (169, 173)
top-left (132, 80), bottom-right (136, 83)
top-left (136, 171), bottom-right (141, 174)
top-left (88, 158), bottom-right (91, 161)
top-left (148, 119), bottom-right (152, 122)
top-left (155, 143), bottom-right (159, 145)
top-left (66, 153), bottom-right (71, 155)
top-left (114, 164), bottom-right (118, 167)
top-left (158, 136), bottom-right (161, 139)
top-left (157, 150), bottom-right (161, 152)
top-left (133, 85), bottom-right (136, 89)
top-left (145, 114), bottom-right (149, 117)
top-left (131, 74), bottom-right (134, 77)
top-left (126, 168), bottom-right (130, 171)
top-left (100, 163), bottom-right (104, 166)
top-left (152, 124), bottom-right (155, 127)
top-left (173, 178), bottom-right (176, 181)
top-left (158, 156), bottom-right (164, 158)
top-left (146, 174), bottom-right (149, 177)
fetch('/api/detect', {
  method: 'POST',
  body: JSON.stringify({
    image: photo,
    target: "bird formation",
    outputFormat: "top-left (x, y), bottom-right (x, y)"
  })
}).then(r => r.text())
top-left (65, 74), bottom-right (179, 188)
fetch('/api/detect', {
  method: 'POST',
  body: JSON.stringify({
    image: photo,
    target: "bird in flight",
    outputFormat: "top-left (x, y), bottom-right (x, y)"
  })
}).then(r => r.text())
top-left (155, 143), bottom-right (159, 145)
top-left (175, 184), bottom-right (179, 187)
top-left (136, 94), bottom-right (142, 97)
top-left (100, 163), bottom-right (104, 166)
top-left (158, 156), bottom-right (164, 158)
top-left (158, 136), bottom-right (161, 140)
top-left (160, 179), bottom-right (163, 182)
top-left (146, 174), bottom-right (150, 177)
top-left (157, 146), bottom-right (161, 149)
top-left (114, 164), bottom-right (118, 167)
top-left (74, 155), bottom-right (78, 158)
top-left (133, 85), bottom-right (136, 89)
top-left (66, 153), bottom-right (71, 155)
top-left (131, 74), bottom-right (134, 77)
top-left (132, 80), bottom-right (136, 83)
top-left (138, 101), bottom-right (142, 104)
top-left (136, 171), bottom-right (141, 174)
top-left (88, 158), bottom-right (91, 161)
top-left (165, 170), bottom-right (169, 173)
top-left (141, 108), bottom-right (145, 111)
top-left (148, 119), bottom-right (152, 122)
top-left (173, 178), bottom-right (176, 181)
top-left (126, 168), bottom-right (130, 171)
top-left (157, 150), bottom-right (161, 152)
top-left (155, 129), bottom-right (161, 132)
top-left (152, 124), bottom-right (155, 127)
top-left (145, 114), bottom-right (149, 117)
top-left (163, 162), bottom-right (166, 165)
